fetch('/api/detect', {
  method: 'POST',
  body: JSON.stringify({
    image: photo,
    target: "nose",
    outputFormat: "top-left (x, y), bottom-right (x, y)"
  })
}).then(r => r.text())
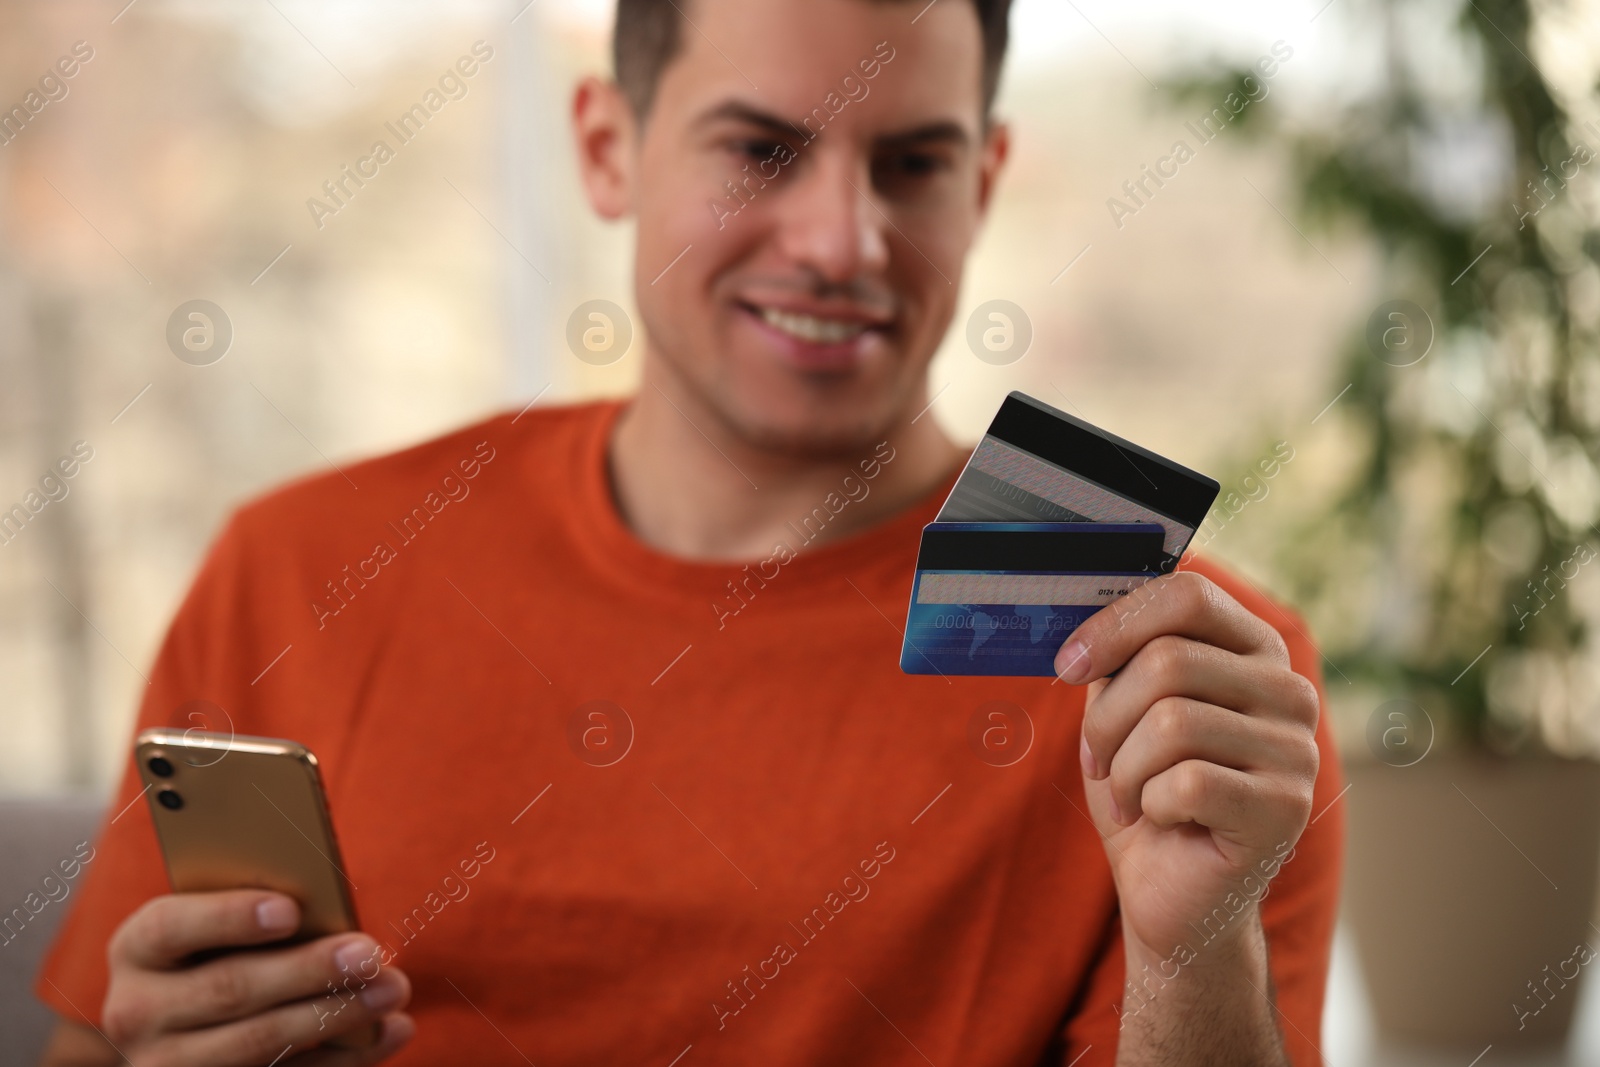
top-left (771, 144), bottom-right (890, 285)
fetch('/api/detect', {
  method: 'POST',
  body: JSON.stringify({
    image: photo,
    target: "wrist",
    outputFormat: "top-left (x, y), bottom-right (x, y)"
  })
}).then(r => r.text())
top-left (1116, 906), bottom-right (1275, 1046)
top-left (1122, 901), bottom-right (1267, 981)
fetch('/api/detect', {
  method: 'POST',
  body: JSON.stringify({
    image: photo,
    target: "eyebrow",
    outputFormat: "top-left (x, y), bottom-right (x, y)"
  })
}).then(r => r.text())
top-left (691, 100), bottom-right (971, 150)
top-left (878, 120), bottom-right (970, 151)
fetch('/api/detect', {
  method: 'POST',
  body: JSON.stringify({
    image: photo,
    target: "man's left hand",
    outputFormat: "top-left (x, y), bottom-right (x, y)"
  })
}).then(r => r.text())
top-left (1055, 570), bottom-right (1321, 964)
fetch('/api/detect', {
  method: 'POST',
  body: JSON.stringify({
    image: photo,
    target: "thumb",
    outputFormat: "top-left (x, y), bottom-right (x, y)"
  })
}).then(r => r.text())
top-left (1079, 678), bottom-right (1117, 833)
top-left (1078, 677), bottom-right (1110, 780)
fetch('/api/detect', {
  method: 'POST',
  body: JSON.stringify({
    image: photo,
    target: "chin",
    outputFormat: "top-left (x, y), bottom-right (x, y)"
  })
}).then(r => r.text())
top-left (712, 383), bottom-right (905, 460)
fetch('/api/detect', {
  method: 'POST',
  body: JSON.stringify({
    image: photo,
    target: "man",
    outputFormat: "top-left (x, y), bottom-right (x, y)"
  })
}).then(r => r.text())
top-left (37, 0), bottom-right (1342, 1063)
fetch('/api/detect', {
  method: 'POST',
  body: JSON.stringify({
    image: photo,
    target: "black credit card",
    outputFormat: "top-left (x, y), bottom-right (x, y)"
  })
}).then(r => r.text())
top-left (936, 391), bottom-right (1220, 572)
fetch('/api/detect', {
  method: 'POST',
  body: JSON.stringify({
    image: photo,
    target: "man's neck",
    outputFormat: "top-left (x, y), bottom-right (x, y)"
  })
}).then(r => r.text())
top-left (607, 357), bottom-right (964, 562)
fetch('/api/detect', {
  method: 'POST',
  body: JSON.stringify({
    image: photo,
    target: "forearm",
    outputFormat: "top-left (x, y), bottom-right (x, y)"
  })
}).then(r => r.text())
top-left (1112, 907), bottom-right (1291, 1067)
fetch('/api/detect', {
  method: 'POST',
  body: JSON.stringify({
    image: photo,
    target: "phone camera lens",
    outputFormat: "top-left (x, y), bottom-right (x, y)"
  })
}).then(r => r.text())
top-left (156, 789), bottom-right (184, 811)
top-left (147, 756), bottom-right (175, 778)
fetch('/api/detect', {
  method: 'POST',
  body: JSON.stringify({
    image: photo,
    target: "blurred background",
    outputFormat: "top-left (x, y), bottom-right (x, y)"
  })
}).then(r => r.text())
top-left (2, 0), bottom-right (1599, 1063)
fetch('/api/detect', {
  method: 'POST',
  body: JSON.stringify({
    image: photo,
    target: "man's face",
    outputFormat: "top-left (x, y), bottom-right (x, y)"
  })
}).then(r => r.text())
top-left (624, 0), bottom-right (1006, 456)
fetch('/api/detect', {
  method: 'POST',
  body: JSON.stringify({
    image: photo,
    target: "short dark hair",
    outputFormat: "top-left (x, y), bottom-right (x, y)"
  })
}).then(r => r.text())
top-left (612, 0), bottom-right (1013, 126)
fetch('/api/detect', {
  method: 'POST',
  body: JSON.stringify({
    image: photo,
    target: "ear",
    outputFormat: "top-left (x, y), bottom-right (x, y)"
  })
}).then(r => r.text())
top-left (975, 118), bottom-right (1011, 218)
top-left (572, 76), bottom-right (637, 221)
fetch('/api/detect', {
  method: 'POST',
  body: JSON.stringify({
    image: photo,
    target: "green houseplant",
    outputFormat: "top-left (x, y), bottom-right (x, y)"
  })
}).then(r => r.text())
top-left (1180, 0), bottom-right (1600, 1049)
top-left (1285, 0), bottom-right (1600, 1049)
top-left (1280, 0), bottom-right (1600, 756)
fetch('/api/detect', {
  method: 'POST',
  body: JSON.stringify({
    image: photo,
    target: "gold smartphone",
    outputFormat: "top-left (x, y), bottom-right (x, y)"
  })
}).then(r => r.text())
top-left (134, 727), bottom-right (379, 1047)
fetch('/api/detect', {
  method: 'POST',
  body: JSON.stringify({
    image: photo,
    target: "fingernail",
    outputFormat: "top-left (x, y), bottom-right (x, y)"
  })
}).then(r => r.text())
top-left (335, 938), bottom-right (379, 977)
top-left (1079, 735), bottom-right (1097, 779)
top-left (256, 897), bottom-right (297, 933)
top-left (361, 976), bottom-right (404, 1013)
top-left (1058, 640), bottom-right (1091, 684)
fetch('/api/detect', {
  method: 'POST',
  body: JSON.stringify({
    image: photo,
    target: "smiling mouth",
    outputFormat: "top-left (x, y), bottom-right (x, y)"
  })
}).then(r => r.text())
top-left (742, 303), bottom-right (889, 345)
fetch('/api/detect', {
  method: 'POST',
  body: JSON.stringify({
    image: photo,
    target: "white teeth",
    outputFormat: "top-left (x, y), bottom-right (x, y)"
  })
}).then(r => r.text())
top-left (758, 306), bottom-right (870, 344)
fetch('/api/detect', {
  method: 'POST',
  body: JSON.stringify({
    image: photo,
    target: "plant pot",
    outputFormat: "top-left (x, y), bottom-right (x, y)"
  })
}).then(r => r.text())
top-left (1344, 751), bottom-right (1600, 1050)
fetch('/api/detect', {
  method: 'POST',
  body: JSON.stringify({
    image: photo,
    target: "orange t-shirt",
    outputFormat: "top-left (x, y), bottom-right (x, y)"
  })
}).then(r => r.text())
top-left (38, 399), bottom-right (1344, 1066)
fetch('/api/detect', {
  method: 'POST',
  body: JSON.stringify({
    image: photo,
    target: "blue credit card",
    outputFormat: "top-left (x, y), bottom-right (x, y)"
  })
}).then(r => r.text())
top-left (900, 522), bottom-right (1166, 677)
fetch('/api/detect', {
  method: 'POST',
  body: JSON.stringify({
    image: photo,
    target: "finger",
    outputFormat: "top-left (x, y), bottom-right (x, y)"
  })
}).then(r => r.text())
top-left (1105, 697), bottom-right (1317, 826)
top-left (1139, 758), bottom-right (1309, 841)
top-left (147, 968), bottom-right (411, 1067)
top-left (1055, 571), bottom-right (1288, 684)
top-left (1081, 636), bottom-right (1313, 780)
top-left (291, 1013), bottom-right (415, 1066)
top-left (155, 934), bottom-right (387, 1031)
top-left (112, 891), bottom-right (301, 970)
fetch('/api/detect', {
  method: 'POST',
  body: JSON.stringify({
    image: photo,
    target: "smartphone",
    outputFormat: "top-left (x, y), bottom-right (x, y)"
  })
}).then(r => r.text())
top-left (134, 727), bottom-right (379, 1047)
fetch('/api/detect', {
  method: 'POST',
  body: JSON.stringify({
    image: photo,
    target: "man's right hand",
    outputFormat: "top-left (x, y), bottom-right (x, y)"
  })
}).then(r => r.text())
top-left (57, 889), bottom-right (414, 1066)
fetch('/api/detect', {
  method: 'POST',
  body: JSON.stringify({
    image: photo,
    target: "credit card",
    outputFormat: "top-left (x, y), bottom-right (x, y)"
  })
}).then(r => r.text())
top-left (900, 522), bottom-right (1166, 677)
top-left (936, 392), bottom-right (1220, 570)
